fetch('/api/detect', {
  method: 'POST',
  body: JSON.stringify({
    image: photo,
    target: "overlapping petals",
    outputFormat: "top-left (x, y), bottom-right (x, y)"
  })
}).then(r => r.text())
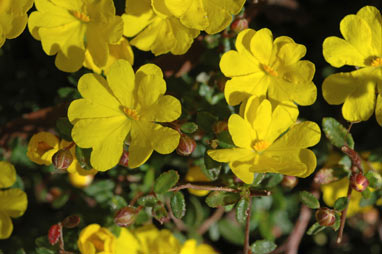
top-left (220, 28), bottom-right (317, 107)
top-left (208, 97), bottom-right (320, 184)
top-left (0, 0), bottom-right (33, 48)
top-left (28, 0), bottom-right (123, 72)
top-left (322, 6), bottom-right (382, 124)
top-left (27, 132), bottom-right (60, 166)
top-left (68, 60), bottom-right (181, 171)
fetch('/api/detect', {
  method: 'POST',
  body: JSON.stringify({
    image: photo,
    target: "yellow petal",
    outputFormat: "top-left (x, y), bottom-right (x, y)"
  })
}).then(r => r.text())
top-left (140, 95), bottom-right (181, 122)
top-left (375, 94), bottom-right (382, 126)
top-left (219, 50), bottom-right (260, 77)
top-left (273, 39), bottom-right (306, 67)
top-left (135, 64), bottom-right (166, 107)
top-left (322, 71), bottom-right (359, 105)
top-left (230, 161), bottom-right (254, 184)
top-left (128, 122), bottom-right (154, 169)
top-left (356, 6), bottom-right (382, 56)
top-left (228, 114), bottom-right (255, 149)
top-left (26, 132), bottom-right (60, 166)
top-left (0, 211), bottom-right (12, 239)
top-left (152, 0), bottom-right (192, 17)
top-left (207, 148), bottom-right (254, 163)
top-left (250, 28), bottom-right (274, 65)
top-left (122, 0), bottom-right (155, 37)
top-left (150, 124), bottom-right (180, 154)
top-left (116, 228), bottom-right (141, 254)
top-left (178, 0), bottom-right (208, 31)
top-left (55, 48), bottom-right (84, 72)
top-left (0, 161), bottom-right (16, 188)
top-left (0, 189), bottom-right (27, 218)
top-left (68, 99), bottom-right (122, 120)
top-left (246, 98), bottom-right (272, 139)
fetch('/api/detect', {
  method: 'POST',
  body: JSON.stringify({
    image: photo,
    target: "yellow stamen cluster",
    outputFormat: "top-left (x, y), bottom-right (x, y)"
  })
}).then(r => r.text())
top-left (123, 107), bottom-right (140, 120)
top-left (70, 10), bottom-right (90, 23)
top-left (371, 57), bottom-right (382, 67)
top-left (262, 64), bottom-right (278, 77)
top-left (252, 140), bottom-right (269, 152)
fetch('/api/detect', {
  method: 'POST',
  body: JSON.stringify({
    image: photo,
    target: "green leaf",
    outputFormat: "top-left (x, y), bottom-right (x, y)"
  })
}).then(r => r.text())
top-left (333, 197), bottom-right (348, 211)
top-left (361, 187), bottom-right (372, 200)
top-left (332, 212), bottom-right (341, 231)
top-left (56, 117), bottom-right (73, 141)
top-left (299, 191), bottom-right (320, 209)
top-left (365, 171), bottom-right (382, 189)
top-left (307, 222), bottom-right (326, 235)
top-left (170, 192), bottom-right (186, 219)
top-left (35, 248), bottom-right (55, 254)
top-left (84, 180), bottom-right (115, 196)
top-left (205, 191), bottom-right (240, 208)
top-left (154, 170), bottom-right (179, 194)
top-left (250, 240), bottom-right (277, 254)
top-left (252, 173), bottom-right (265, 186)
top-left (196, 111), bottom-right (218, 132)
top-left (152, 204), bottom-right (168, 224)
top-left (216, 130), bottom-right (235, 148)
top-left (203, 153), bottom-right (222, 181)
top-left (235, 198), bottom-right (249, 224)
top-left (218, 218), bottom-right (245, 245)
top-left (137, 195), bottom-right (158, 207)
top-left (180, 122), bottom-right (198, 134)
top-left (322, 117), bottom-right (354, 149)
top-left (264, 173), bottom-right (283, 188)
top-left (75, 146), bottom-right (93, 170)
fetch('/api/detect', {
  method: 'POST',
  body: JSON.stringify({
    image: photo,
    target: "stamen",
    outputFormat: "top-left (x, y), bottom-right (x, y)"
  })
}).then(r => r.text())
top-left (252, 140), bottom-right (269, 152)
top-left (371, 57), bottom-right (382, 67)
top-left (70, 10), bottom-right (90, 23)
top-left (123, 107), bottom-right (140, 120)
top-left (262, 64), bottom-right (278, 77)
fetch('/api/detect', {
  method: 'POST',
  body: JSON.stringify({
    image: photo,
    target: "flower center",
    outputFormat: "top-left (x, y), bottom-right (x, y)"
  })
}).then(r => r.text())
top-left (371, 57), bottom-right (382, 67)
top-left (37, 141), bottom-right (53, 156)
top-left (70, 10), bottom-right (90, 23)
top-left (252, 140), bottom-right (269, 152)
top-left (262, 64), bottom-right (278, 77)
top-left (89, 235), bottom-right (105, 251)
top-left (123, 107), bottom-right (140, 120)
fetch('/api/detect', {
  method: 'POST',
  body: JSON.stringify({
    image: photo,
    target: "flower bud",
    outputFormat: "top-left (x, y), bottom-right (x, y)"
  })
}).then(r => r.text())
top-left (315, 207), bottom-right (336, 227)
top-left (281, 175), bottom-right (298, 189)
top-left (62, 215), bottom-right (80, 228)
top-left (314, 168), bottom-right (336, 185)
top-left (52, 149), bottom-right (73, 170)
top-left (48, 223), bottom-right (62, 245)
top-left (119, 150), bottom-right (129, 167)
top-left (230, 18), bottom-right (248, 33)
top-left (350, 173), bottom-right (369, 192)
top-left (213, 121), bottom-right (228, 134)
top-left (176, 134), bottom-right (196, 156)
top-left (114, 206), bottom-right (139, 227)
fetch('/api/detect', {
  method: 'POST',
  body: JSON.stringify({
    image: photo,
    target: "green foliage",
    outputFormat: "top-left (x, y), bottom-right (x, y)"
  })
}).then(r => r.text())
top-left (205, 191), bottom-right (241, 208)
top-left (250, 240), bottom-right (277, 254)
top-left (170, 192), bottom-right (186, 219)
top-left (307, 222), bottom-right (326, 235)
top-left (333, 197), bottom-right (348, 211)
top-left (180, 122), bottom-right (198, 134)
top-left (322, 117), bottom-right (354, 149)
top-left (153, 170), bottom-right (179, 194)
top-left (299, 191), bottom-right (320, 209)
top-left (235, 198), bottom-right (249, 224)
top-left (55, 117), bottom-right (73, 141)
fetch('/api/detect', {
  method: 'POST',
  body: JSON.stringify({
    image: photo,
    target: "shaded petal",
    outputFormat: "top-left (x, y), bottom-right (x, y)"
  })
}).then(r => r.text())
top-left (376, 94), bottom-right (382, 126)
top-left (246, 98), bottom-right (272, 139)
top-left (150, 124), bottom-right (180, 154)
top-left (235, 28), bottom-right (256, 57)
top-left (116, 228), bottom-right (140, 254)
top-left (292, 81), bottom-right (317, 106)
top-left (0, 211), bottom-right (12, 239)
top-left (136, 64), bottom-right (166, 108)
top-left (68, 99), bottom-right (122, 120)
top-left (140, 95), bottom-right (181, 122)
top-left (26, 132), bottom-right (60, 166)
top-left (55, 48), bottom-right (84, 72)
top-left (228, 114), bottom-right (255, 149)
top-left (273, 39), bottom-right (306, 67)
top-left (219, 50), bottom-right (260, 77)
top-left (250, 28), bottom-right (273, 65)
top-left (0, 162), bottom-right (16, 188)
top-left (357, 6), bottom-right (382, 56)
top-left (207, 148), bottom-right (254, 163)
top-left (128, 122), bottom-right (153, 168)
top-left (0, 189), bottom-right (27, 218)
top-left (267, 77), bottom-right (293, 102)
top-left (229, 161), bottom-right (254, 184)
top-left (152, 0), bottom-right (192, 17)
top-left (122, 0), bottom-right (155, 37)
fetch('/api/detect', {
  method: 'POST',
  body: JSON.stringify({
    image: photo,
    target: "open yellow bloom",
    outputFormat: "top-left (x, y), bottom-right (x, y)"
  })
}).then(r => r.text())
top-left (0, 161), bottom-right (27, 239)
top-left (208, 96), bottom-right (320, 184)
top-left (220, 28), bottom-right (317, 107)
top-left (0, 0), bottom-right (33, 48)
top-left (27, 132), bottom-right (60, 166)
top-left (68, 60), bottom-right (181, 171)
top-left (122, 0), bottom-right (199, 55)
top-left (151, 0), bottom-right (245, 34)
top-left (322, 6), bottom-right (382, 124)
top-left (28, 0), bottom-right (123, 72)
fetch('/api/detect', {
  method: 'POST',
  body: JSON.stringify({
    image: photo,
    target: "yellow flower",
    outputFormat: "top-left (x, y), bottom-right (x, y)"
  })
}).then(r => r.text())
top-left (27, 132), bottom-right (60, 166)
top-left (0, 161), bottom-right (27, 239)
top-left (83, 37), bottom-right (134, 74)
top-left (60, 140), bottom-right (97, 176)
top-left (78, 224), bottom-right (116, 254)
top-left (151, 0), bottom-right (245, 34)
top-left (208, 96), bottom-right (320, 184)
top-left (68, 172), bottom-right (94, 188)
top-left (68, 60), bottom-right (181, 171)
top-left (180, 239), bottom-right (217, 254)
top-left (122, 0), bottom-right (199, 55)
top-left (322, 6), bottom-right (382, 124)
top-left (0, 0), bottom-right (33, 48)
top-left (28, 0), bottom-right (123, 72)
top-left (185, 166), bottom-right (211, 196)
top-left (220, 28), bottom-right (317, 107)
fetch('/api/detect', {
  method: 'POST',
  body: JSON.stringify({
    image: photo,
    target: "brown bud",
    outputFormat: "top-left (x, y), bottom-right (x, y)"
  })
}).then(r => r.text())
top-left (315, 207), bottom-right (336, 227)
top-left (119, 150), bottom-right (129, 168)
top-left (230, 18), bottom-right (248, 33)
top-left (281, 175), bottom-right (298, 189)
top-left (114, 206), bottom-right (139, 227)
top-left (213, 121), bottom-right (228, 134)
top-left (350, 173), bottom-right (369, 192)
top-left (52, 149), bottom-right (73, 170)
top-left (62, 215), bottom-right (80, 229)
top-left (176, 134), bottom-right (196, 156)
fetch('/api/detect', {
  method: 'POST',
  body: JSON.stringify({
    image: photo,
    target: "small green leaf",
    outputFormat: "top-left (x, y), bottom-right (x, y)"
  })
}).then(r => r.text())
top-left (333, 197), bottom-right (348, 211)
top-left (332, 212), bottom-right (341, 231)
top-left (35, 248), bottom-right (55, 254)
top-left (152, 204), bottom-right (168, 224)
top-left (365, 171), bottom-right (382, 189)
top-left (170, 192), bottom-right (186, 219)
top-left (180, 122), bottom-right (198, 134)
top-left (137, 195), bottom-right (158, 207)
top-left (299, 191), bottom-right (320, 209)
top-left (307, 222), bottom-right (326, 235)
top-left (75, 146), bottom-right (93, 170)
top-left (322, 117), bottom-right (354, 149)
top-left (250, 240), bottom-right (277, 254)
top-left (361, 187), bottom-right (372, 200)
top-left (252, 173), bottom-right (265, 186)
top-left (205, 191), bottom-right (240, 208)
top-left (216, 130), bottom-right (235, 148)
top-left (264, 173), bottom-right (283, 188)
top-left (196, 111), bottom-right (218, 132)
top-left (235, 198), bottom-right (249, 224)
top-left (154, 170), bottom-right (179, 194)
top-left (218, 218), bottom-right (245, 245)
top-left (56, 117), bottom-right (73, 141)
top-left (84, 180), bottom-right (115, 196)
top-left (203, 153), bottom-right (221, 181)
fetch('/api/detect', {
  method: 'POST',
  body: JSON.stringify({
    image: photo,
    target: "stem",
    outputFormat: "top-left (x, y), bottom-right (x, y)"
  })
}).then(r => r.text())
top-left (243, 197), bottom-right (252, 254)
top-left (64, 141), bottom-right (75, 151)
top-left (129, 192), bottom-right (143, 206)
top-left (336, 182), bottom-right (352, 244)
top-left (197, 206), bottom-right (225, 235)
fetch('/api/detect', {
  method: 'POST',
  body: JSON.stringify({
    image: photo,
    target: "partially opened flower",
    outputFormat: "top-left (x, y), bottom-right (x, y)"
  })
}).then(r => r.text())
top-left (151, 0), bottom-right (245, 34)
top-left (208, 96), bottom-right (320, 184)
top-left (220, 28), bottom-right (317, 107)
top-left (322, 6), bottom-right (382, 124)
top-left (77, 224), bottom-right (116, 254)
top-left (0, 161), bottom-right (27, 239)
top-left (28, 0), bottom-right (123, 72)
top-left (0, 0), bottom-right (33, 48)
top-left (68, 60), bottom-right (181, 171)
top-left (27, 132), bottom-right (60, 166)
top-left (122, 0), bottom-right (199, 55)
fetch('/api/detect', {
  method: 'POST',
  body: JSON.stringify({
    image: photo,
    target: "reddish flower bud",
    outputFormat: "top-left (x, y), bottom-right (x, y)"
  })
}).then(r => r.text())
top-left (176, 134), bottom-right (196, 156)
top-left (281, 175), bottom-right (298, 189)
top-left (230, 18), bottom-right (248, 33)
top-left (350, 173), bottom-right (369, 192)
top-left (62, 215), bottom-right (80, 229)
top-left (315, 207), bottom-right (336, 227)
top-left (114, 206), bottom-right (139, 227)
top-left (119, 150), bottom-right (129, 168)
top-left (48, 223), bottom-right (62, 245)
top-left (52, 149), bottom-right (73, 170)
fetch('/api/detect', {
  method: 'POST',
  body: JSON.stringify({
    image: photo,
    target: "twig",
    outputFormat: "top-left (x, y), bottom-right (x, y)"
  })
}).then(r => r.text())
top-left (197, 206), bottom-right (225, 235)
top-left (336, 179), bottom-right (353, 244)
top-left (129, 192), bottom-right (144, 206)
top-left (243, 197), bottom-right (253, 254)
